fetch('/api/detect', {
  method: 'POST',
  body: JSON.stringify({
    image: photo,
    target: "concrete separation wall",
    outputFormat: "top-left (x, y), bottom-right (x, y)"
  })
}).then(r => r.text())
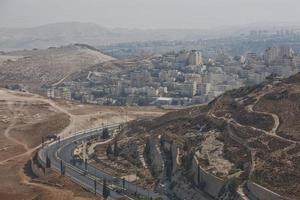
top-left (172, 172), bottom-right (213, 200)
top-left (161, 141), bottom-right (180, 175)
top-left (31, 159), bottom-right (46, 178)
top-left (171, 143), bottom-right (180, 174)
top-left (246, 181), bottom-right (286, 200)
top-left (192, 155), bottom-right (225, 198)
top-left (147, 139), bottom-right (164, 178)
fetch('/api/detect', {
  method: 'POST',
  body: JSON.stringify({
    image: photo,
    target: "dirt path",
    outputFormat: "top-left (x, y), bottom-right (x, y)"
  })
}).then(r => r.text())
top-left (207, 85), bottom-right (284, 199)
top-left (232, 85), bottom-right (297, 144)
top-left (5, 102), bottom-right (30, 151)
top-left (247, 104), bottom-right (280, 134)
top-left (0, 88), bottom-right (165, 199)
top-left (207, 84), bottom-right (300, 199)
top-left (52, 73), bottom-right (71, 87)
top-left (0, 89), bottom-right (76, 137)
top-left (0, 89), bottom-right (76, 166)
top-left (245, 85), bottom-right (298, 144)
top-left (209, 84), bottom-right (297, 174)
top-left (0, 102), bottom-right (34, 164)
top-left (0, 89), bottom-right (97, 199)
top-left (245, 85), bottom-right (280, 135)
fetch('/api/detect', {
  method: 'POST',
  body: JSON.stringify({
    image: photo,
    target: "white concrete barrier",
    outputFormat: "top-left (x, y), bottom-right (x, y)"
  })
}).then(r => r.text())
top-left (246, 181), bottom-right (285, 200)
top-left (192, 156), bottom-right (225, 198)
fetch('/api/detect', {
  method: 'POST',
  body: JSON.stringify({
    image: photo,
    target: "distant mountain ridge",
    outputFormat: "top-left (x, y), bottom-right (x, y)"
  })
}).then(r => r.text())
top-left (2, 21), bottom-right (300, 51)
top-left (4, 21), bottom-right (300, 51)
top-left (0, 22), bottom-right (205, 51)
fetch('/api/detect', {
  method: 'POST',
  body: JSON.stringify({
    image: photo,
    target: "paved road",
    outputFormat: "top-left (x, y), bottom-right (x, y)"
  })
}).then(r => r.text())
top-left (38, 124), bottom-right (168, 200)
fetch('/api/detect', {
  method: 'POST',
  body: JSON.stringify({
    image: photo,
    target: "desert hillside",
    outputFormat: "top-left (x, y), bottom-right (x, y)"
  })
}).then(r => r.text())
top-left (109, 73), bottom-right (300, 199)
top-left (0, 44), bottom-right (114, 90)
top-left (0, 88), bottom-right (165, 200)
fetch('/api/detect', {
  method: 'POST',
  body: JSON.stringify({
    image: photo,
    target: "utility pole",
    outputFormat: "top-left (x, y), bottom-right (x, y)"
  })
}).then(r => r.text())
top-left (83, 141), bottom-right (88, 172)
top-left (94, 179), bottom-right (97, 195)
top-left (60, 160), bottom-right (65, 175)
top-left (135, 165), bottom-right (138, 195)
top-left (84, 158), bottom-right (88, 171)
top-left (103, 178), bottom-right (110, 199)
top-left (41, 136), bottom-right (44, 148)
top-left (46, 154), bottom-right (51, 168)
top-left (122, 177), bottom-right (125, 191)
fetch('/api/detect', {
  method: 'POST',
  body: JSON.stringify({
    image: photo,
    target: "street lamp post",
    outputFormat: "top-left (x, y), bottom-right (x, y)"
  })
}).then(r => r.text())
top-left (94, 179), bottom-right (97, 195)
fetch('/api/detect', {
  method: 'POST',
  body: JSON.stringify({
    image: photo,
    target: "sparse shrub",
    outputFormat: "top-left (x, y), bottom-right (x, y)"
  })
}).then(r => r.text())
top-left (169, 181), bottom-right (177, 190)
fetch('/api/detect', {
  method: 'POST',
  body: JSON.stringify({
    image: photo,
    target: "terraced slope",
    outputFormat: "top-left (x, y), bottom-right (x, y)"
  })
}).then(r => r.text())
top-left (108, 74), bottom-right (300, 199)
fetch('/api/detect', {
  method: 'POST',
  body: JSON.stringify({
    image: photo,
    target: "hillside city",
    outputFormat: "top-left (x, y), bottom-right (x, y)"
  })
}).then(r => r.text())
top-left (1, 1), bottom-right (300, 200)
top-left (46, 44), bottom-right (299, 107)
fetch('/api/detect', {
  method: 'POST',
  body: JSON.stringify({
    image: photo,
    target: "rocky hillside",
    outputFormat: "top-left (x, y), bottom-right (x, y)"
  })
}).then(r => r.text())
top-left (0, 44), bottom-right (114, 90)
top-left (115, 74), bottom-right (300, 200)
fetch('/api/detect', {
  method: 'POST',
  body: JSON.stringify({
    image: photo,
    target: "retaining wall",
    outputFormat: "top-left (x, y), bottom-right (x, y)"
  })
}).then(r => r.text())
top-left (192, 155), bottom-right (225, 198)
top-left (31, 159), bottom-right (46, 178)
top-left (147, 139), bottom-right (164, 178)
top-left (246, 181), bottom-right (285, 200)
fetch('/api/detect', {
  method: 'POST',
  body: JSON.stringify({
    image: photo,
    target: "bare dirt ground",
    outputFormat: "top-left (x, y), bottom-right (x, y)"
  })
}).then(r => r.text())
top-left (116, 77), bottom-right (300, 199)
top-left (0, 88), bottom-right (166, 200)
top-left (0, 45), bottom-right (115, 89)
top-left (209, 83), bottom-right (300, 198)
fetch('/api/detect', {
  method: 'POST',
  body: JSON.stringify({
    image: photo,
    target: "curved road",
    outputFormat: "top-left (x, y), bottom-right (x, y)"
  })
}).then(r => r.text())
top-left (38, 124), bottom-right (168, 200)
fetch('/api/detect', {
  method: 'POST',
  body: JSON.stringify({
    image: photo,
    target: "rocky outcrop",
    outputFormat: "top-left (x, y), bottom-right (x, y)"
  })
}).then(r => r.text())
top-left (144, 137), bottom-right (164, 179)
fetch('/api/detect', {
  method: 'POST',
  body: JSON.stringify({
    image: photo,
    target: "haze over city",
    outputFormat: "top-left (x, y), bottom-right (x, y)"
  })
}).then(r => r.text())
top-left (1, 0), bottom-right (300, 29)
top-left (0, 1), bottom-right (300, 200)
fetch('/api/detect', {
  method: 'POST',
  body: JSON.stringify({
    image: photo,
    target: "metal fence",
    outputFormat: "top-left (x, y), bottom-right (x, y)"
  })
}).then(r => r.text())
top-left (37, 123), bottom-right (165, 199)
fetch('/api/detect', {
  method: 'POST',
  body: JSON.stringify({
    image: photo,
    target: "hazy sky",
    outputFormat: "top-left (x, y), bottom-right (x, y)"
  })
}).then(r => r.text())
top-left (1, 0), bottom-right (300, 29)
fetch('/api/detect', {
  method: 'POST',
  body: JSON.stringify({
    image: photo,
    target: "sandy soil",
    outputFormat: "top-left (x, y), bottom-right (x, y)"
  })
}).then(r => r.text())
top-left (0, 88), bottom-right (166, 200)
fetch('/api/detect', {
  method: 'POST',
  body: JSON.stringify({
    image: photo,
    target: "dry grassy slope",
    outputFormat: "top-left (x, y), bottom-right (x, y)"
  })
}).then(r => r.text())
top-left (119, 73), bottom-right (300, 199)
top-left (69, 57), bottom-right (151, 83)
top-left (0, 44), bottom-right (115, 89)
top-left (0, 87), bottom-right (166, 200)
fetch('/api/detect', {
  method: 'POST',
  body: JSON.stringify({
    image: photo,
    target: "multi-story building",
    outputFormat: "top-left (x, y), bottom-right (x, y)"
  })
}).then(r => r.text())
top-left (175, 81), bottom-right (197, 97)
top-left (264, 47), bottom-right (279, 66)
top-left (264, 46), bottom-right (294, 66)
top-left (188, 50), bottom-right (203, 66)
top-left (59, 87), bottom-right (72, 100)
top-left (292, 55), bottom-right (300, 67)
top-left (130, 70), bottom-right (152, 87)
top-left (184, 73), bottom-right (203, 84)
top-left (246, 52), bottom-right (258, 65)
top-left (47, 87), bottom-right (71, 100)
top-left (47, 88), bottom-right (55, 98)
top-left (176, 50), bottom-right (190, 64)
top-left (279, 46), bottom-right (294, 59)
top-left (175, 50), bottom-right (203, 66)
top-left (116, 80), bottom-right (130, 96)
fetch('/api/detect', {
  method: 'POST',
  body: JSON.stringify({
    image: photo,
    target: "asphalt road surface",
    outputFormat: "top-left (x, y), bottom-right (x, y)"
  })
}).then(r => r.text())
top-left (38, 124), bottom-right (168, 200)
